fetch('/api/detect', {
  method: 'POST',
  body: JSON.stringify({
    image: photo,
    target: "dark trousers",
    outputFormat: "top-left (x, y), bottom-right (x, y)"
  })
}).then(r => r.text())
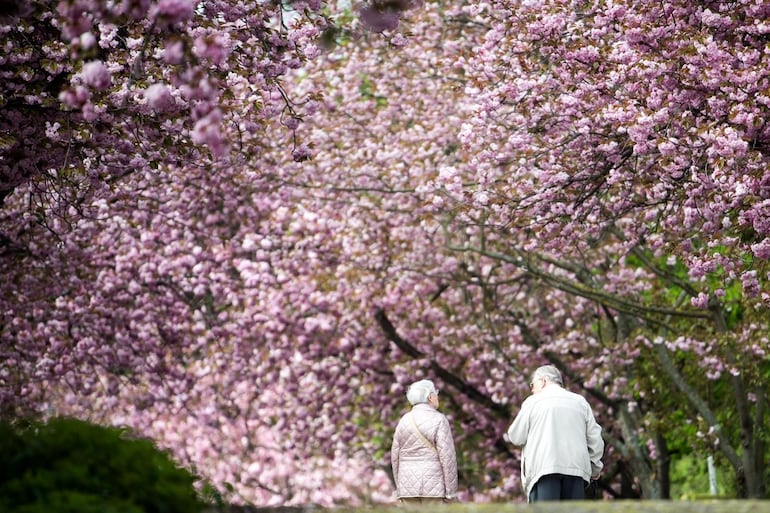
top-left (529, 473), bottom-right (586, 502)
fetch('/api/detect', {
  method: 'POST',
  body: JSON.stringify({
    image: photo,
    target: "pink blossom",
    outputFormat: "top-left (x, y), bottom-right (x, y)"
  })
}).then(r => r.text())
top-left (304, 100), bottom-right (320, 116)
top-left (292, 143), bottom-right (312, 162)
top-left (45, 122), bottom-right (62, 140)
top-left (700, 9), bottom-right (734, 30)
top-left (691, 292), bottom-right (710, 309)
top-left (751, 239), bottom-right (770, 259)
top-left (741, 270), bottom-right (760, 297)
top-left (390, 33), bottom-right (409, 47)
top-left (646, 437), bottom-right (658, 460)
top-left (303, 44), bottom-right (321, 60)
top-left (5, 0), bottom-right (770, 506)
top-left (281, 115), bottom-right (300, 130)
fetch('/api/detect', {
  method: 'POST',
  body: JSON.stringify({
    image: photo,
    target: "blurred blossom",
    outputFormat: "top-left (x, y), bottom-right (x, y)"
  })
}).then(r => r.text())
top-left (191, 109), bottom-right (228, 157)
top-left (59, 85), bottom-right (90, 108)
top-left (194, 33), bottom-right (232, 66)
top-left (646, 438), bottom-right (658, 460)
top-left (79, 31), bottom-right (96, 49)
top-left (81, 102), bottom-right (100, 122)
top-left (473, 190), bottom-right (490, 206)
top-left (458, 122), bottom-right (474, 144)
top-left (144, 83), bottom-right (175, 112)
top-left (80, 60), bottom-right (111, 90)
top-left (155, 0), bottom-right (195, 26)
top-left (163, 40), bottom-right (185, 64)
top-left (56, 2), bottom-right (93, 39)
top-left (120, 0), bottom-right (153, 19)
top-left (359, 6), bottom-right (401, 32)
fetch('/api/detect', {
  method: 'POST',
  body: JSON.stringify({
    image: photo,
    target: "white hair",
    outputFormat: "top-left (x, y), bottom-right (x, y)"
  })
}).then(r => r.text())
top-left (406, 379), bottom-right (437, 405)
top-left (532, 365), bottom-right (563, 385)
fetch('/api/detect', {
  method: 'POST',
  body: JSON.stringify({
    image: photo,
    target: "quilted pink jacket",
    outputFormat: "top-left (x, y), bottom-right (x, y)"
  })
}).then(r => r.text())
top-left (391, 403), bottom-right (458, 499)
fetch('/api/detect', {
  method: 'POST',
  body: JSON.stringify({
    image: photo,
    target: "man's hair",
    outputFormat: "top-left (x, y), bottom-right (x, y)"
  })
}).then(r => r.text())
top-left (532, 365), bottom-right (563, 385)
top-left (406, 379), bottom-right (437, 405)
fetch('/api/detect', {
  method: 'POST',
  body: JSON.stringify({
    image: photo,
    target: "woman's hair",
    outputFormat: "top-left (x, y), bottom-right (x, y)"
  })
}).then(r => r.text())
top-left (406, 379), bottom-right (437, 405)
top-left (532, 364), bottom-right (563, 385)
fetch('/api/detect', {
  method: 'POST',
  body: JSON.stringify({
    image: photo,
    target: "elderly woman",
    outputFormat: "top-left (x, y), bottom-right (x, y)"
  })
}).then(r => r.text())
top-left (391, 379), bottom-right (458, 503)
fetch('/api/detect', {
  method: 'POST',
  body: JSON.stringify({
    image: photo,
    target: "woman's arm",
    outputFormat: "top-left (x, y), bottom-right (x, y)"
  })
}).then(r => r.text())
top-left (435, 416), bottom-right (458, 498)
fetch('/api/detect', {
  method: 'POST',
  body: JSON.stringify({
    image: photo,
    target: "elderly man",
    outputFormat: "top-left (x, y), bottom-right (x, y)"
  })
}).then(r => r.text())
top-left (507, 365), bottom-right (604, 502)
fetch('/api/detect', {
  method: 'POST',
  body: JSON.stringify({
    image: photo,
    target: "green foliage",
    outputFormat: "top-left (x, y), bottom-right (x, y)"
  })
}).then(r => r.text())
top-left (669, 453), bottom-right (735, 500)
top-left (359, 76), bottom-right (388, 108)
top-left (0, 417), bottom-right (205, 513)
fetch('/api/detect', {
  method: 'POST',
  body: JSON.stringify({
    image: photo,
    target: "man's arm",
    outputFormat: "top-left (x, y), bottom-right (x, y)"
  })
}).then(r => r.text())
top-left (585, 408), bottom-right (604, 478)
top-left (507, 403), bottom-right (530, 446)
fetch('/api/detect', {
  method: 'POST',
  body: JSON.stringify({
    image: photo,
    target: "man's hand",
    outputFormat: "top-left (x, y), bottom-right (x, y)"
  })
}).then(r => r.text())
top-left (584, 479), bottom-right (599, 500)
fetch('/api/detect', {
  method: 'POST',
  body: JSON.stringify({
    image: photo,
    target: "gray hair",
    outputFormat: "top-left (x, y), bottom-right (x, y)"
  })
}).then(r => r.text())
top-left (532, 365), bottom-right (563, 385)
top-left (406, 379), bottom-right (438, 405)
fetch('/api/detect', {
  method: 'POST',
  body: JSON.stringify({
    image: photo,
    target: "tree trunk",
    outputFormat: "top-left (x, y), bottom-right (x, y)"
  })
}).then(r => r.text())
top-left (615, 402), bottom-right (665, 499)
top-left (655, 432), bottom-right (671, 499)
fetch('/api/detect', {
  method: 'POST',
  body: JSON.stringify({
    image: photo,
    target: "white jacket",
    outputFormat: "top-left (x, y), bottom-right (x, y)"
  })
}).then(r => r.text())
top-left (391, 403), bottom-right (458, 499)
top-left (507, 384), bottom-right (604, 499)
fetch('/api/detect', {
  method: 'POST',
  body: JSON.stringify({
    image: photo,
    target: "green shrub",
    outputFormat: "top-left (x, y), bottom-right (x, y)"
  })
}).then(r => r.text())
top-left (0, 417), bottom-right (204, 513)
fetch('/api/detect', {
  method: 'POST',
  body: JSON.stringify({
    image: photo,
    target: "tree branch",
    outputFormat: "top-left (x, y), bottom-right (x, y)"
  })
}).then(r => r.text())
top-left (452, 245), bottom-right (711, 324)
top-left (374, 308), bottom-right (511, 420)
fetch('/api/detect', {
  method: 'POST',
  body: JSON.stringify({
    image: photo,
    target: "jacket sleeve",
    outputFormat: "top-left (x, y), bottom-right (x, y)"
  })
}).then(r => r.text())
top-left (435, 415), bottom-right (458, 498)
top-left (507, 401), bottom-right (530, 446)
top-left (585, 406), bottom-right (604, 478)
top-left (391, 422), bottom-right (402, 487)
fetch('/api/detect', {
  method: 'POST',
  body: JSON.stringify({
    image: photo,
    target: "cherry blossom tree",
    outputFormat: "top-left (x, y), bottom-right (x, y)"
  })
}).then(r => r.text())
top-left (1, 0), bottom-right (387, 504)
top-left (256, 0), bottom-right (770, 499)
top-left (432, 0), bottom-right (770, 498)
top-left (1, 0), bottom-right (326, 408)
